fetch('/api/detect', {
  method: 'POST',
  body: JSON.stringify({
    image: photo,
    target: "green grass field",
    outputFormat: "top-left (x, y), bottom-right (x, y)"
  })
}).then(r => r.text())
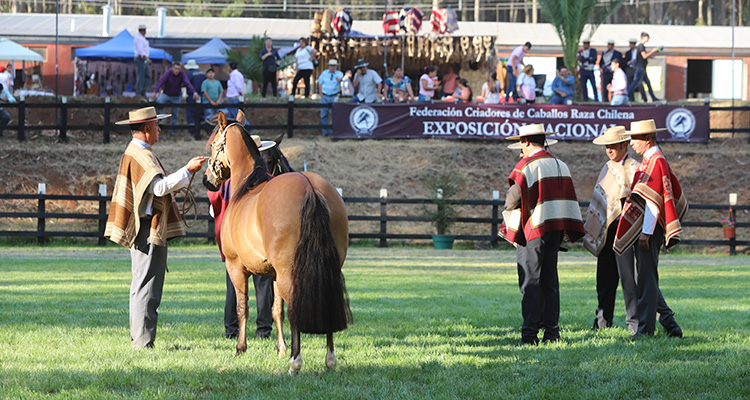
top-left (1, 245), bottom-right (749, 399)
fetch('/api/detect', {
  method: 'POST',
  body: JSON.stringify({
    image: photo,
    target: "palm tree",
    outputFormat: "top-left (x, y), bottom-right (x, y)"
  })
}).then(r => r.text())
top-left (537, 0), bottom-right (625, 101)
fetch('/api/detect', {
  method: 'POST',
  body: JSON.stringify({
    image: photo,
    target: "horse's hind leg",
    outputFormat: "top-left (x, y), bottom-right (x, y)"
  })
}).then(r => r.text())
top-left (272, 280), bottom-right (287, 357)
top-left (325, 332), bottom-right (337, 372)
top-left (227, 261), bottom-right (249, 356)
top-left (288, 325), bottom-right (302, 375)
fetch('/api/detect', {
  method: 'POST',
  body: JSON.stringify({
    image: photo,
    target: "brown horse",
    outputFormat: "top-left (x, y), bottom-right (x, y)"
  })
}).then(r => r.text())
top-left (203, 111), bottom-right (351, 374)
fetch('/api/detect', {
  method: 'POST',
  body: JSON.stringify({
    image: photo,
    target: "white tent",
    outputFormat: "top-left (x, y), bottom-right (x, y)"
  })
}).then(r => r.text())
top-left (0, 38), bottom-right (43, 61)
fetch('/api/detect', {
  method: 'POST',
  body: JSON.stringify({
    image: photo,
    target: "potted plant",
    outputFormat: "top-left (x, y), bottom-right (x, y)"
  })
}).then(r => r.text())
top-left (721, 217), bottom-right (736, 239)
top-left (423, 173), bottom-right (464, 250)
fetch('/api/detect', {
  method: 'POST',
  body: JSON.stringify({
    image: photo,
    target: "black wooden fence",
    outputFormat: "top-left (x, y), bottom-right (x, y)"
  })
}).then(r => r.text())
top-left (0, 188), bottom-right (747, 255)
top-left (1, 100), bottom-right (749, 142)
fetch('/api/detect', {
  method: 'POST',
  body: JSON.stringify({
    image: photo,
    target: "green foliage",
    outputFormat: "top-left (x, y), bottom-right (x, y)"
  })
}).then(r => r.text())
top-left (225, 33), bottom-right (267, 85)
top-left (423, 173), bottom-right (465, 235)
top-left (538, 0), bottom-right (625, 100)
top-left (1, 247), bottom-right (750, 398)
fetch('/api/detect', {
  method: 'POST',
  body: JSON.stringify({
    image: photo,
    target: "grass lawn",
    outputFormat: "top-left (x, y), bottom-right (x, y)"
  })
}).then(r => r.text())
top-left (1, 245), bottom-right (749, 399)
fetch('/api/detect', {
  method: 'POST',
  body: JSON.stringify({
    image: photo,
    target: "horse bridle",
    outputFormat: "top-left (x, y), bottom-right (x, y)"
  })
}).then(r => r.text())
top-left (206, 122), bottom-right (238, 183)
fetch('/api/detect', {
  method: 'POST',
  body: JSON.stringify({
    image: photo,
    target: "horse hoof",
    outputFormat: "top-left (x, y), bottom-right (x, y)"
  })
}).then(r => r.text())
top-left (288, 355), bottom-right (302, 375)
top-left (277, 343), bottom-right (287, 358)
top-left (325, 351), bottom-right (337, 371)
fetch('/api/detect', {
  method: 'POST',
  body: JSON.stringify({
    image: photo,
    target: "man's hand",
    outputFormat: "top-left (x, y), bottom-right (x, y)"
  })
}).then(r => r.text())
top-left (192, 93), bottom-right (200, 101)
top-left (638, 233), bottom-right (651, 250)
top-left (185, 156), bottom-right (206, 174)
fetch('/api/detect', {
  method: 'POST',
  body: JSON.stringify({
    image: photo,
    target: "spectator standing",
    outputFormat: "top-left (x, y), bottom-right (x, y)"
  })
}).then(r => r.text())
top-left (441, 65), bottom-right (458, 98)
top-left (454, 78), bottom-right (472, 103)
top-left (599, 39), bottom-right (622, 102)
top-left (201, 68), bottom-right (224, 122)
top-left (317, 59), bottom-right (343, 136)
top-left (340, 70), bottom-right (354, 97)
top-left (184, 59), bottom-right (206, 140)
top-left (291, 38), bottom-right (317, 98)
top-left (350, 59), bottom-right (383, 103)
top-left (578, 39), bottom-right (599, 102)
top-left (623, 39), bottom-right (646, 102)
top-left (608, 59), bottom-right (629, 106)
top-left (259, 38), bottom-right (281, 98)
top-left (150, 62), bottom-right (200, 135)
top-left (516, 65), bottom-right (537, 104)
top-left (480, 71), bottom-right (502, 104)
top-left (0, 81), bottom-right (14, 137)
top-left (506, 42), bottom-right (531, 103)
top-left (418, 66), bottom-right (440, 102)
top-left (134, 24), bottom-right (151, 96)
top-left (548, 66), bottom-right (575, 105)
top-left (383, 65), bottom-right (414, 103)
top-left (627, 32), bottom-right (661, 102)
top-left (224, 62), bottom-right (246, 123)
top-left (0, 65), bottom-right (13, 94)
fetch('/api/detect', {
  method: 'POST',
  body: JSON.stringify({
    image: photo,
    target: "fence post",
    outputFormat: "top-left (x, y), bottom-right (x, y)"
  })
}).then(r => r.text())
top-left (491, 190), bottom-right (500, 248)
top-left (379, 188), bottom-right (388, 248)
top-left (103, 97), bottom-right (111, 144)
top-left (98, 184), bottom-right (108, 246)
top-left (193, 100), bottom-right (202, 138)
top-left (59, 97), bottom-right (68, 142)
top-left (287, 96), bottom-right (294, 138)
top-left (18, 97), bottom-right (25, 141)
top-left (37, 183), bottom-right (46, 245)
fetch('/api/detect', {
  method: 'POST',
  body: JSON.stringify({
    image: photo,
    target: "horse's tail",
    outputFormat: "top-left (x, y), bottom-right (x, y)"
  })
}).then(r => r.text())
top-left (289, 188), bottom-right (352, 334)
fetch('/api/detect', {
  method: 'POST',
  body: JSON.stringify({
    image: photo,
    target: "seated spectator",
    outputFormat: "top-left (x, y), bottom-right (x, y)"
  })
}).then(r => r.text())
top-left (418, 66), bottom-right (440, 102)
top-left (516, 65), bottom-right (537, 104)
top-left (548, 66), bottom-right (575, 105)
top-left (454, 78), bottom-right (472, 103)
top-left (481, 71), bottom-right (501, 104)
top-left (383, 65), bottom-right (414, 103)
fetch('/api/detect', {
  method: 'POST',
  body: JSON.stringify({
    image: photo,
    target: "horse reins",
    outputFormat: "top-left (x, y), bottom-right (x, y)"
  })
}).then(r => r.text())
top-left (176, 172), bottom-right (198, 228)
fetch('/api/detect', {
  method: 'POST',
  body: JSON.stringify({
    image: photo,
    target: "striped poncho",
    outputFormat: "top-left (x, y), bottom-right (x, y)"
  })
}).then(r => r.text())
top-left (504, 150), bottom-right (585, 247)
top-left (104, 142), bottom-right (185, 248)
top-left (614, 149), bottom-right (687, 255)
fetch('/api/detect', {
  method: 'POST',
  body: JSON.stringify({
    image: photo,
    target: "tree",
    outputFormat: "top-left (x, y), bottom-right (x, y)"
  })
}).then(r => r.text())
top-left (225, 34), bottom-right (266, 91)
top-left (537, 0), bottom-right (625, 101)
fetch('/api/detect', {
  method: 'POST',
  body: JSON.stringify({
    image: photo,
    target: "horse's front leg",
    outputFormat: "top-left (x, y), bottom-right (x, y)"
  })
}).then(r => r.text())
top-left (288, 324), bottom-right (302, 375)
top-left (272, 280), bottom-right (287, 357)
top-left (227, 260), bottom-right (249, 356)
top-left (325, 332), bottom-right (337, 372)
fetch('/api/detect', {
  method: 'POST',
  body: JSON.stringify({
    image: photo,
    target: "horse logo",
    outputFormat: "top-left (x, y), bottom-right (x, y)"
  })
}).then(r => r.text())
top-left (666, 108), bottom-right (696, 139)
top-left (349, 105), bottom-right (379, 135)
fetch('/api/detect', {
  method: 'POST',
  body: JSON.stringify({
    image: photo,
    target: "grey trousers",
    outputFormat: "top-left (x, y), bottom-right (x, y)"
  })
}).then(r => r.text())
top-left (595, 222), bottom-right (639, 333)
top-left (134, 57), bottom-right (152, 96)
top-left (517, 230), bottom-right (563, 342)
top-left (634, 224), bottom-right (679, 335)
top-left (129, 218), bottom-right (167, 348)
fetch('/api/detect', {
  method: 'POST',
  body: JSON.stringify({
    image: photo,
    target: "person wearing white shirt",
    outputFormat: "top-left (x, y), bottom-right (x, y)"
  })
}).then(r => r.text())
top-left (134, 24), bottom-right (151, 96)
top-left (223, 62), bottom-right (247, 124)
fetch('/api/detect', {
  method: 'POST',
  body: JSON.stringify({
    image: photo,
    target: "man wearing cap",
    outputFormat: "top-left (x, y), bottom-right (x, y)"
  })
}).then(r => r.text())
top-left (578, 39), bottom-right (598, 102)
top-left (502, 124), bottom-right (585, 344)
top-left (184, 59), bottom-right (206, 141)
top-left (350, 59), bottom-right (383, 103)
top-left (615, 119), bottom-right (686, 339)
top-left (317, 59), bottom-right (343, 136)
top-left (134, 24), bottom-right (151, 96)
top-left (583, 126), bottom-right (640, 332)
top-left (105, 106), bottom-right (206, 348)
top-left (599, 40), bottom-right (622, 103)
top-left (151, 62), bottom-right (201, 135)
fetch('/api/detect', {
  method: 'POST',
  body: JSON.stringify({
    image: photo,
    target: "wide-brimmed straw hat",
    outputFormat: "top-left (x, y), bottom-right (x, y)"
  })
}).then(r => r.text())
top-left (506, 123), bottom-right (555, 141)
top-left (593, 126), bottom-right (630, 145)
top-left (627, 119), bottom-right (667, 136)
top-left (115, 106), bottom-right (170, 125)
top-left (184, 59), bottom-right (199, 70)
top-left (354, 59), bottom-right (369, 69)
top-left (251, 135), bottom-right (277, 152)
top-left (328, 59), bottom-right (339, 66)
top-left (508, 139), bottom-right (558, 149)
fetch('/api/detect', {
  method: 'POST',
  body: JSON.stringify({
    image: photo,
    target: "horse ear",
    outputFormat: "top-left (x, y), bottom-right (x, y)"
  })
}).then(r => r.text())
top-left (274, 132), bottom-right (285, 146)
top-left (236, 110), bottom-right (246, 125)
top-left (218, 111), bottom-right (227, 130)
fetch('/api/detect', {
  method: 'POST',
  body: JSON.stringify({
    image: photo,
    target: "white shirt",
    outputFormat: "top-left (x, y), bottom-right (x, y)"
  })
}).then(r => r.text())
top-left (134, 32), bottom-right (150, 58)
top-left (641, 145), bottom-right (660, 235)
top-left (509, 45), bottom-right (526, 69)
top-left (295, 46), bottom-right (315, 71)
top-left (0, 71), bottom-right (12, 91)
top-left (355, 69), bottom-right (383, 103)
top-left (132, 138), bottom-right (191, 218)
top-left (226, 69), bottom-right (244, 98)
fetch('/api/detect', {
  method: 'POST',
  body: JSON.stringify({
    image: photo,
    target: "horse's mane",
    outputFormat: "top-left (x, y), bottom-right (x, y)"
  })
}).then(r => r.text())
top-left (232, 124), bottom-right (273, 201)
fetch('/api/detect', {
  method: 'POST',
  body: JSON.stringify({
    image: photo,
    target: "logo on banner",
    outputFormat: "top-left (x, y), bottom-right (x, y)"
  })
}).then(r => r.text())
top-left (349, 105), bottom-right (379, 135)
top-left (665, 108), bottom-right (696, 139)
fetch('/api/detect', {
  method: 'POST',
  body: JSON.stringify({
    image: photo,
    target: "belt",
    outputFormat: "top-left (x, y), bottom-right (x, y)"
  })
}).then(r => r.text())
top-left (323, 93), bottom-right (339, 96)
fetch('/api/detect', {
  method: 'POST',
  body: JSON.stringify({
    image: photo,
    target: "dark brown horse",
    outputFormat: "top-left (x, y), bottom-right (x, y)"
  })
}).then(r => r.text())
top-left (203, 111), bottom-right (351, 374)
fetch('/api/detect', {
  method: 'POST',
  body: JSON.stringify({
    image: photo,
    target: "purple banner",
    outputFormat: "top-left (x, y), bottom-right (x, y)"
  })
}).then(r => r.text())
top-left (332, 103), bottom-right (709, 143)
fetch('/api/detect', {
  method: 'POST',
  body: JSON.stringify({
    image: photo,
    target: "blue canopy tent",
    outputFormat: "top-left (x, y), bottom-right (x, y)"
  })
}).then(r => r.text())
top-left (181, 37), bottom-right (231, 64)
top-left (75, 29), bottom-right (173, 62)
